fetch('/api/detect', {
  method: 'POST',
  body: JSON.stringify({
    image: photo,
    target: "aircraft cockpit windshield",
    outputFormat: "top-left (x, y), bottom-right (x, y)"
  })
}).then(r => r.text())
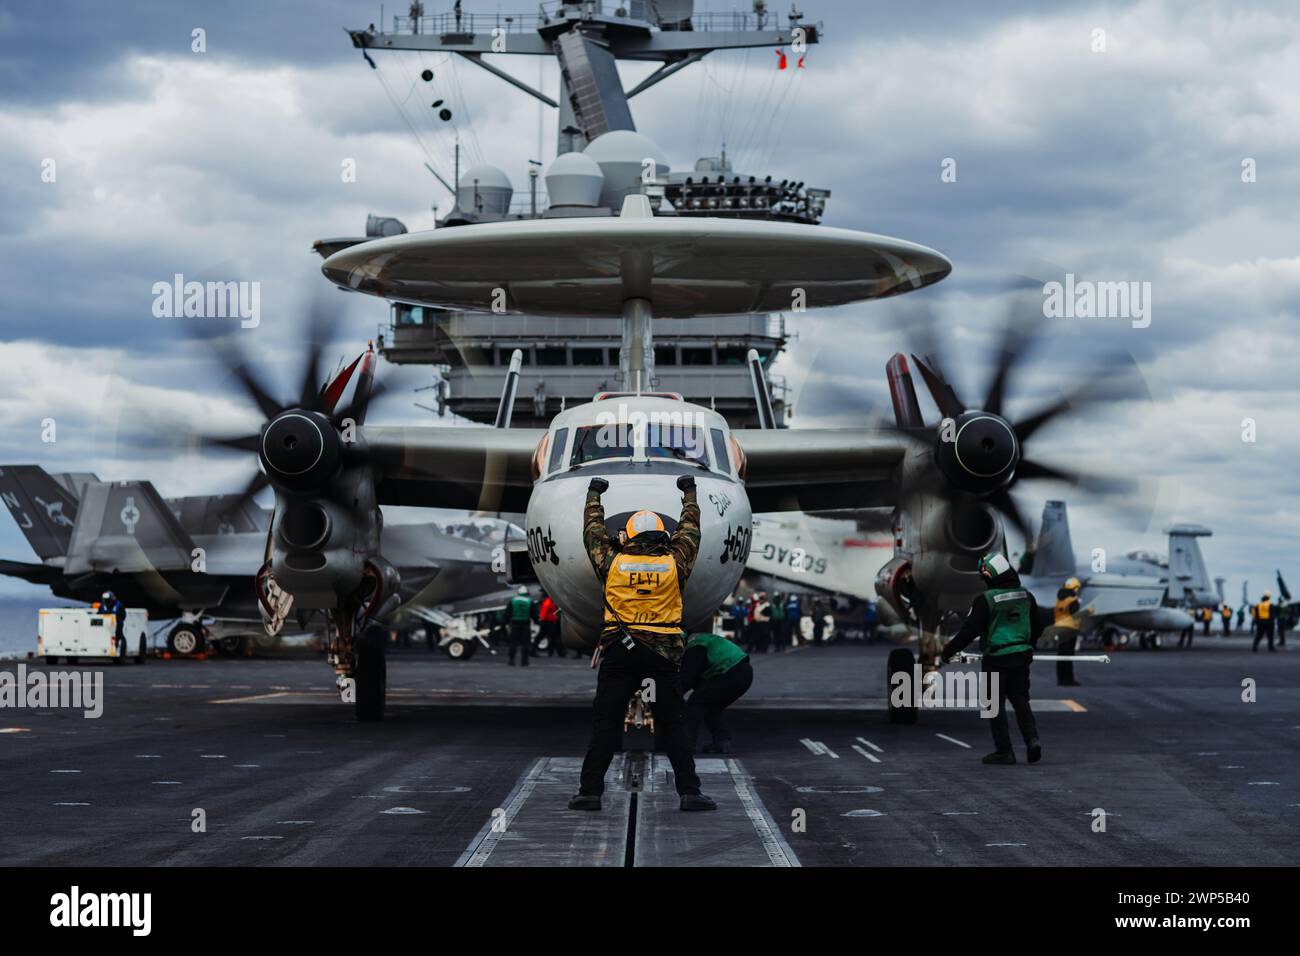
top-left (565, 420), bottom-right (721, 472)
top-left (644, 423), bottom-right (708, 466)
top-left (569, 425), bottom-right (634, 466)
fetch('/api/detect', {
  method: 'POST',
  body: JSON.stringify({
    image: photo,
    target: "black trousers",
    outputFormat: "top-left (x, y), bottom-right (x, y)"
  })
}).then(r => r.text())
top-left (508, 620), bottom-right (531, 664)
top-left (687, 658), bottom-right (754, 748)
top-left (1253, 619), bottom-right (1275, 652)
top-left (1055, 629), bottom-right (1078, 684)
top-left (578, 639), bottom-right (701, 797)
top-left (986, 664), bottom-right (1038, 754)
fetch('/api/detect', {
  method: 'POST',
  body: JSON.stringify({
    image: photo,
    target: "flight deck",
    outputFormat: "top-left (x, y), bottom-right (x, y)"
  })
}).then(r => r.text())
top-left (1, 641), bottom-right (1296, 868)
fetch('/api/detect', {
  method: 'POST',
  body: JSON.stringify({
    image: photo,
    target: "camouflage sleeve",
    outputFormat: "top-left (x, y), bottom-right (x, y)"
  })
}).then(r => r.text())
top-left (670, 488), bottom-right (701, 587)
top-left (583, 490), bottom-right (615, 580)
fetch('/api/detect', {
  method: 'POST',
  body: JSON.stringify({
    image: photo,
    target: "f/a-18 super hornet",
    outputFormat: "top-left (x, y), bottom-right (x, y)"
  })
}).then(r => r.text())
top-left (0, 348), bottom-right (508, 656)
top-left (1018, 500), bottom-right (1200, 645)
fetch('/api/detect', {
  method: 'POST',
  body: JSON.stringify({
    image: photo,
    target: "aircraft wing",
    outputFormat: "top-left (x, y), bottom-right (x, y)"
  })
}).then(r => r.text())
top-left (0, 558), bottom-right (62, 586)
top-left (361, 426), bottom-right (547, 514)
top-left (734, 429), bottom-right (908, 513)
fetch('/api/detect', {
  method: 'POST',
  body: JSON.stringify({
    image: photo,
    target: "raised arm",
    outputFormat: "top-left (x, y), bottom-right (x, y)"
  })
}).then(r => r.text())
top-left (669, 475), bottom-right (701, 587)
top-left (583, 477), bottom-right (616, 579)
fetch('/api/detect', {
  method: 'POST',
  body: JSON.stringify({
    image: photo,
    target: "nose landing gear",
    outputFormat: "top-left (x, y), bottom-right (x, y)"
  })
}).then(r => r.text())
top-left (622, 692), bottom-right (655, 791)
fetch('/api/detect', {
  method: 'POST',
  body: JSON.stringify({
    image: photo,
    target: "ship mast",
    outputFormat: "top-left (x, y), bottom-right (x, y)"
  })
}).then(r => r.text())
top-left (348, 0), bottom-right (820, 158)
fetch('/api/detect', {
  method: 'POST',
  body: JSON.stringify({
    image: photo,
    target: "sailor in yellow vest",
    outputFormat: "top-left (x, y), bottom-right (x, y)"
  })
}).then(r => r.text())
top-left (1043, 577), bottom-right (1092, 687)
top-left (570, 474), bottom-right (715, 812)
top-left (1220, 603), bottom-right (1233, 636)
top-left (1253, 592), bottom-right (1275, 653)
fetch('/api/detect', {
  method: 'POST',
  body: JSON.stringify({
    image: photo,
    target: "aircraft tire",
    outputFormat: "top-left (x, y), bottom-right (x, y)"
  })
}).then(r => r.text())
top-left (135, 635), bottom-right (147, 664)
top-left (887, 648), bottom-right (918, 724)
top-left (168, 624), bottom-right (205, 656)
top-left (445, 638), bottom-right (476, 661)
top-left (354, 631), bottom-right (387, 721)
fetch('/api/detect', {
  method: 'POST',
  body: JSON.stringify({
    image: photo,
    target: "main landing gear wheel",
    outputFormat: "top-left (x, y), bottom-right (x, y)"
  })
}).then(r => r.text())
top-left (353, 629), bottom-right (387, 721)
top-left (444, 638), bottom-right (476, 661)
top-left (887, 647), bottom-right (918, 725)
top-left (168, 623), bottom-right (205, 656)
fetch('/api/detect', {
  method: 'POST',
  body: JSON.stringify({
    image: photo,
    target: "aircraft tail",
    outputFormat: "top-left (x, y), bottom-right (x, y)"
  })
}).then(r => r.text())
top-left (1166, 523), bottom-right (1215, 605)
top-left (64, 480), bottom-right (195, 576)
top-left (1028, 500), bottom-right (1076, 581)
top-left (0, 465), bottom-right (80, 561)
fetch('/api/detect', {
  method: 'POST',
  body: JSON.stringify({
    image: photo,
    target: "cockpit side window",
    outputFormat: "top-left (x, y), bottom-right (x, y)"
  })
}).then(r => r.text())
top-left (547, 427), bottom-right (569, 474)
top-left (710, 428), bottom-right (731, 475)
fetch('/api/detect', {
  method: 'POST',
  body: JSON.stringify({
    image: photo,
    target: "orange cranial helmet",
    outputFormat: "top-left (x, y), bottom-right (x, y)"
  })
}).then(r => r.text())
top-left (625, 510), bottom-right (666, 539)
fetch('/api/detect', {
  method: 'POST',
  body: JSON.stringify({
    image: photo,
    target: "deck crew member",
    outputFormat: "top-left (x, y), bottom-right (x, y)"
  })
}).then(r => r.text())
top-left (1220, 604), bottom-right (1233, 636)
top-left (570, 475), bottom-right (715, 812)
top-left (680, 632), bottom-right (753, 754)
top-left (1045, 577), bottom-right (1091, 687)
top-left (939, 553), bottom-right (1050, 765)
top-left (1253, 592), bottom-right (1275, 653)
top-left (507, 586), bottom-right (534, 666)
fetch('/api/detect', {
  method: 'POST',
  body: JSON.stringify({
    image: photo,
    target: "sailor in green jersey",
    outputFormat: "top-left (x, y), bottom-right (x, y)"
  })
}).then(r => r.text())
top-left (679, 632), bottom-right (753, 754)
top-left (507, 585), bottom-right (535, 667)
top-left (940, 552), bottom-right (1052, 765)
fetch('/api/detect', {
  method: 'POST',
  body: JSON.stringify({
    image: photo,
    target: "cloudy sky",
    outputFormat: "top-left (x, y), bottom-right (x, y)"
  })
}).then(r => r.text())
top-left (1, 0), bottom-right (1296, 602)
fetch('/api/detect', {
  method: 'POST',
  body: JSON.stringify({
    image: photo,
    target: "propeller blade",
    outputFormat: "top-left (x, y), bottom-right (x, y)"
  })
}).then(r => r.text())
top-left (1018, 458), bottom-right (1136, 497)
top-left (199, 433), bottom-right (262, 454)
top-left (1013, 354), bottom-right (1148, 444)
top-left (297, 305), bottom-right (332, 411)
top-left (988, 489), bottom-right (1032, 545)
top-left (981, 285), bottom-right (1045, 416)
top-left (226, 356), bottom-right (283, 420)
top-left (336, 380), bottom-right (387, 430)
top-left (910, 353), bottom-right (965, 419)
top-left (232, 469), bottom-right (272, 511)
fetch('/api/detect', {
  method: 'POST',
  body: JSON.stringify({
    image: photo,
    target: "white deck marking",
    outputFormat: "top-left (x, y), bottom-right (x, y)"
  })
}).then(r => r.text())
top-left (53, 802), bottom-right (89, 806)
top-left (842, 809), bottom-right (884, 817)
top-left (456, 757), bottom-right (546, 868)
top-left (381, 807), bottom-right (427, 814)
top-left (49, 769), bottom-right (80, 773)
top-left (799, 738), bottom-right (822, 755)
top-left (935, 733), bottom-right (972, 749)
top-left (986, 842), bottom-right (1027, 847)
top-left (856, 737), bottom-right (883, 753)
top-left (851, 744), bottom-right (881, 763)
top-left (727, 758), bottom-right (800, 867)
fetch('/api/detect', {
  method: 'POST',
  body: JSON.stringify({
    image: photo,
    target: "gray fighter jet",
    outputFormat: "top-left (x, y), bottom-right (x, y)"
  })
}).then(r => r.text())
top-left (1019, 499), bottom-right (1204, 643)
top-left (0, 463), bottom-right (509, 655)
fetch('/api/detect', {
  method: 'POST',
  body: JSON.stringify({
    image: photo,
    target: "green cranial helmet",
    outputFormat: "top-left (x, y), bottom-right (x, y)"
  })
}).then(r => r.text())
top-left (979, 552), bottom-right (1012, 581)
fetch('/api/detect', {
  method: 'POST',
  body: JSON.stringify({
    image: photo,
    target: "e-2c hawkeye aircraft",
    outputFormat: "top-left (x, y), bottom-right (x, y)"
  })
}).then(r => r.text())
top-left (189, 169), bottom-right (1138, 722)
